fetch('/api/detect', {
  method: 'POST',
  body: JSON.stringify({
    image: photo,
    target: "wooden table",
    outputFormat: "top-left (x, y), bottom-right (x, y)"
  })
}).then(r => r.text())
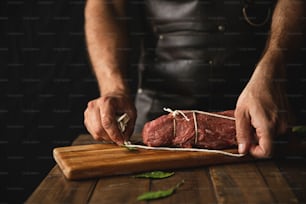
top-left (26, 134), bottom-right (306, 204)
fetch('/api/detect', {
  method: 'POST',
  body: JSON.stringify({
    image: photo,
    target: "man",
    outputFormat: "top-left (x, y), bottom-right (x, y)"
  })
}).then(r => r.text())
top-left (83, 0), bottom-right (305, 158)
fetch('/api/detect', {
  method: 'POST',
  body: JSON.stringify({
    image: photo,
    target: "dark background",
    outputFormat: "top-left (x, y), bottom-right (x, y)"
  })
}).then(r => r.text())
top-left (0, 0), bottom-right (99, 203)
top-left (0, 0), bottom-right (305, 203)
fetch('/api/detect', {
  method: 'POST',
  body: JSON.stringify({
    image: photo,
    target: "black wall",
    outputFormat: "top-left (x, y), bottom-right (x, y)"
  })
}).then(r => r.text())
top-left (0, 0), bottom-right (99, 203)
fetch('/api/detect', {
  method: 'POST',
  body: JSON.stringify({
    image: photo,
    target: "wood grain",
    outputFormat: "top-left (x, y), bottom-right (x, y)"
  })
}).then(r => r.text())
top-left (210, 163), bottom-right (276, 204)
top-left (25, 166), bottom-right (97, 204)
top-left (53, 143), bottom-right (251, 180)
top-left (89, 175), bottom-right (150, 204)
top-left (149, 169), bottom-right (217, 203)
top-left (256, 161), bottom-right (298, 203)
top-left (26, 134), bottom-right (99, 204)
top-left (26, 134), bottom-right (306, 204)
top-left (275, 156), bottom-right (306, 203)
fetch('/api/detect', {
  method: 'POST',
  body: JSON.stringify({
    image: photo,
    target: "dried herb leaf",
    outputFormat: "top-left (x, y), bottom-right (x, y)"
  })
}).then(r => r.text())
top-left (137, 180), bottom-right (184, 201)
top-left (124, 145), bottom-right (138, 151)
top-left (137, 188), bottom-right (174, 201)
top-left (292, 125), bottom-right (306, 134)
top-left (134, 171), bottom-right (175, 179)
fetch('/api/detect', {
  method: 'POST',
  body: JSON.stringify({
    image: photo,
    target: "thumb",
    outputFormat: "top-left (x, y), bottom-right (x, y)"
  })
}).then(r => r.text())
top-left (235, 109), bottom-right (253, 154)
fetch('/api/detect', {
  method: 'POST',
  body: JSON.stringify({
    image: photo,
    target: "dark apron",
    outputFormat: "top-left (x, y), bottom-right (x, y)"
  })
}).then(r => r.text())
top-left (134, 0), bottom-right (274, 133)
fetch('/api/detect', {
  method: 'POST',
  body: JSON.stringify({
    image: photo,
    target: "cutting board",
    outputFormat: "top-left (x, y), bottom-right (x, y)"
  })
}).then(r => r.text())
top-left (53, 144), bottom-right (252, 180)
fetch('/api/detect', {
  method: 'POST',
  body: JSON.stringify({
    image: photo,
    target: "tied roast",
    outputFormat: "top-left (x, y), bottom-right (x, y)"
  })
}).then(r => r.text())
top-left (142, 110), bottom-right (237, 149)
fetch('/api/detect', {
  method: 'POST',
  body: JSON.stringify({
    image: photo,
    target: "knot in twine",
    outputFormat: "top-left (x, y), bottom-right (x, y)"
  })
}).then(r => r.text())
top-left (163, 108), bottom-right (190, 121)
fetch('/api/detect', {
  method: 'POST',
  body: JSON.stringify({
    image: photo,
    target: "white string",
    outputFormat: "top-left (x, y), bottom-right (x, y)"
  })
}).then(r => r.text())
top-left (163, 108), bottom-right (235, 145)
top-left (124, 144), bottom-right (245, 157)
top-left (164, 107), bottom-right (192, 141)
top-left (191, 110), bottom-right (235, 120)
top-left (163, 108), bottom-right (235, 121)
top-left (192, 111), bottom-right (198, 144)
top-left (173, 116), bottom-right (176, 139)
top-left (163, 108), bottom-right (190, 121)
top-left (117, 113), bottom-right (130, 133)
top-left (124, 108), bottom-right (242, 158)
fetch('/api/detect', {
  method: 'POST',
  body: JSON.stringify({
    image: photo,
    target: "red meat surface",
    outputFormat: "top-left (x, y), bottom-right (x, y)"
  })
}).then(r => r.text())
top-left (142, 110), bottom-right (237, 149)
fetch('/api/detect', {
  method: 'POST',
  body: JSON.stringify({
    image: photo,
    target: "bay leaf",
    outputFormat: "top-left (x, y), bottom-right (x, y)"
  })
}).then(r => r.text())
top-left (137, 180), bottom-right (184, 201)
top-left (134, 171), bottom-right (175, 179)
top-left (292, 125), bottom-right (306, 134)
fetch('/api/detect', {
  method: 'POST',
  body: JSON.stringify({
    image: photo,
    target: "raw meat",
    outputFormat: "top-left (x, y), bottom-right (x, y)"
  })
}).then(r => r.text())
top-left (142, 110), bottom-right (237, 149)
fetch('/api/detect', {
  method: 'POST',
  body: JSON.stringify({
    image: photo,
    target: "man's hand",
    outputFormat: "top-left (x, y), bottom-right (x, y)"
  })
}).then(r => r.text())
top-left (84, 93), bottom-right (137, 145)
top-left (235, 64), bottom-right (289, 158)
top-left (234, 0), bottom-right (305, 158)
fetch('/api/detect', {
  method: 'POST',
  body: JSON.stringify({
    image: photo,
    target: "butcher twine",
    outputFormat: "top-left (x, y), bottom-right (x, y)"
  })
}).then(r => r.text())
top-left (118, 111), bottom-right (244, 157)
top-left (163, 108), bottom-right (235, 146)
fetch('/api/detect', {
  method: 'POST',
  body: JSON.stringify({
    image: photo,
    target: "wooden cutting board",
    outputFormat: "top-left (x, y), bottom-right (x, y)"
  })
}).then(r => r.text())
top-left (53, 144), bottom-right (252, 180)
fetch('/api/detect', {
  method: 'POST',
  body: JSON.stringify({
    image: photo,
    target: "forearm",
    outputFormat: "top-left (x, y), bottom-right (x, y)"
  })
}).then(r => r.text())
top-left (255, 0), bottom-right (305, 78)
top-left (85, 0), bottom-right (129, 95)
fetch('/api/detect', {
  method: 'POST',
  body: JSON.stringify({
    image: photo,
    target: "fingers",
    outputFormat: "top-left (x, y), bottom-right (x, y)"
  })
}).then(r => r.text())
top-left (84, 95), bottom-right (137, 145)
top-left (84, 100), bottom-right (110, 141)
top-left (235, 106), bottom-right (274, 158)
top-left (251, 111), bottom-right (274, 158)
top-left (249, 132), bottom-right (273, 158)
top-left (235, 108), bottom-right (253, 154)
top-left (99, 97), bottom-right (125, 145)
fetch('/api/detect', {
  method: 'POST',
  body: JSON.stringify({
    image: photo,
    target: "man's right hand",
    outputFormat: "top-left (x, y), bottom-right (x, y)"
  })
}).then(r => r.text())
top-left (84, 93), bottom-right (137, 145)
